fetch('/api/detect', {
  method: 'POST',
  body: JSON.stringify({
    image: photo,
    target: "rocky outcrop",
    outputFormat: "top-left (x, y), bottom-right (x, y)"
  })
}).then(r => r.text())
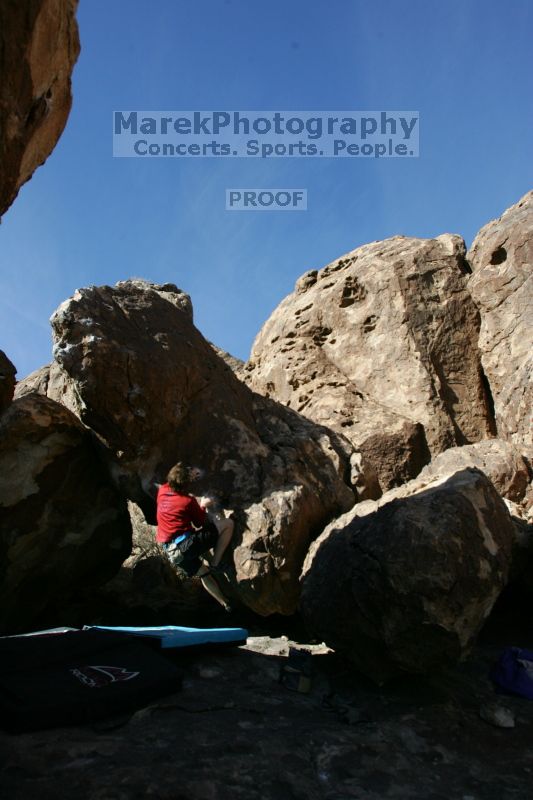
top-left (467, 191), bottom-right (533, 457)
top-left (0, 351), bottom-right (16, 414)
top-left (0, 393), bottom-right (132, 634)
top-left (0, 0), bottom-right (80, 218)
top-left (209, 342), bottom-right (246, 378)
top-left (14, 363), bottom-right (50, 399)
top-left (246, 235), bottom-right (495, 494)
top-left (301, 468), bottom-right (514, 683)
top-left (29, 279), bottom-right (353, 616)
top-left (417, 439), bottom-right (531, 504)
top-left (228, 396), bottom-right (353, 615)
top-left (15, 361), bottom-right (82, 412)
top-left (357, 421), bottom-right (431, 495)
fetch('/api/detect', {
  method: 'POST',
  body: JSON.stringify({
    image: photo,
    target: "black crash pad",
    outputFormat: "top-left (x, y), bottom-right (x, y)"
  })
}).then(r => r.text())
top-left (0, 628), bottom-right (182, 733)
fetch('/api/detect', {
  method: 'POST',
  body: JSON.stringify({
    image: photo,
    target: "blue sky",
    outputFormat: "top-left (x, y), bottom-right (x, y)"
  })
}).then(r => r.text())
top-left (1, 0), bottom-right (532, 378)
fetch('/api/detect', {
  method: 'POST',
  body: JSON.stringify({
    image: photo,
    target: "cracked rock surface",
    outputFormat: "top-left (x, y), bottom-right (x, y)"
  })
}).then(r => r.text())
top-left (246, 234), bottom-right (495, 495)
top-left (467, 191), bottom-right (533, 458)
top-left (0, 0), bottom-right (80, 218)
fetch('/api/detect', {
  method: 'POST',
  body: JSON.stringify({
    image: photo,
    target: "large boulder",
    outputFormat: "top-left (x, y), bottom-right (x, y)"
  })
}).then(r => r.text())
top-left (301, 468), bottom-right (514, 683)
top-left (467, 191), bottom-right (533, 458)
top-left (230, 396), bottom-right (354, 615)
top-left (356, 421), bottom-right (431, 495)
top-left (29, 279), bottom-right (354, 616)
top-left (0, 351), bottom-right (16, 414)
top-left (417, 439), bottom-right (531, 504)
top-left (246, 235), bottom-right (495, 494)
top-left (0, 393), bottom-right (132, 634)
top-left (0, 0), bottom-right (80, 218)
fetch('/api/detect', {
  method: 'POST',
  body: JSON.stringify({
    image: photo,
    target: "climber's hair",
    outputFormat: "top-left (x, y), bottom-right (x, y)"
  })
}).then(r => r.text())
top-left (166, 462), bottom-right (190, 492)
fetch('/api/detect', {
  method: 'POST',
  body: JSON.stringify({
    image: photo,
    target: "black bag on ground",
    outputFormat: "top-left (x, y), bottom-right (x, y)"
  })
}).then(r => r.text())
top-left (0, 628), bottom-right (182, 733)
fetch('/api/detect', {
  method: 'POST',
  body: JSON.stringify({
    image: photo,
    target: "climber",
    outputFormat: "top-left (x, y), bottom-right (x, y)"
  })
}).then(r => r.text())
top-left (155, 462), bottom-right (234, 611)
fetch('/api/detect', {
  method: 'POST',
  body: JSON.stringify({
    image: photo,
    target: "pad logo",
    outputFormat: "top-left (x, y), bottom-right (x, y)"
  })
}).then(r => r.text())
top-left (70, 664), bottom-right (140, 688)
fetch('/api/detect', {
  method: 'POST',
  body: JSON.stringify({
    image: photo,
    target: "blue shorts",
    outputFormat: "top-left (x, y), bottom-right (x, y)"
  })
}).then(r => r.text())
top-left (163, 527), bottom-right (219, 576)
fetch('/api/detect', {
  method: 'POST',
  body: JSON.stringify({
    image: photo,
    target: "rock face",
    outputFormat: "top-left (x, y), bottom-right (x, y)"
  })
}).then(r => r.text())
top-left (0, 351), bottom-right (16, 414)
top-left (209, 342), bottom-right (246, 378)
top-left (301, 468), bottom-right (514, 682)
top-left (357, 421), bottom-right (431, 495)
top-left (0, 0), bottom-right (80, 218)
top-left (28, 279), bottom-right (353, 616)
top-left (247, 235), bottom-right (495, 494)
top-left (468, 191), bottom-right (533, 457)
top-left (417, 439), bottom-right (531, 504)
top-left (0, 393), bottom-right (132, 634)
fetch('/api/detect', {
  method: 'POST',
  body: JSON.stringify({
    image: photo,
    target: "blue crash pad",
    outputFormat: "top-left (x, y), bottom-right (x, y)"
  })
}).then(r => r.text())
top-left (87, 625), bottom-right (248, 649)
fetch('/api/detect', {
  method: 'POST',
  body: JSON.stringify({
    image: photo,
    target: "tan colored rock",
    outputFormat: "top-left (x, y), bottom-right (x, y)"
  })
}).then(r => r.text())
top-left (467, 191), bottom-right (533, 457)
top-left (209, 342), bottom-right (246, 380)
top-left (116, 279), bottom-right (193, 320)
top-left (357, 421), bottom-right (431, 495)
top-left (247, 234), bottom-right (495, 492)
top-left (38, 279), bottom-right (353, 616)
top-left (0, 393), bottom-right (132, 634)
top-left (0, 351), bottom-right (16, 414)
top-left (0, 0), bottom-right (80, 217)
top-left (418, 439), bottom-right (531, 504)
top-left (15, 361), bottom-right (82, 412)
top-left (301, 468), bottom-right (514, 683)
top-left (14, 364), bottom-right (50, 399)
top-left (369, 439), bottom-right (533, 594)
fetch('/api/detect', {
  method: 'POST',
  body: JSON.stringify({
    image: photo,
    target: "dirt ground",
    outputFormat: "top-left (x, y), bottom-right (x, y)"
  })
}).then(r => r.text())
top-left (2, 606), bottom-right (533, 800)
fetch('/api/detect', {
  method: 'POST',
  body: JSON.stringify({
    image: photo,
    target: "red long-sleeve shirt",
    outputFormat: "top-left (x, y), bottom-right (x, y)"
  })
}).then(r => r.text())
top-left (156, 484), bottom-right (206, 543)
